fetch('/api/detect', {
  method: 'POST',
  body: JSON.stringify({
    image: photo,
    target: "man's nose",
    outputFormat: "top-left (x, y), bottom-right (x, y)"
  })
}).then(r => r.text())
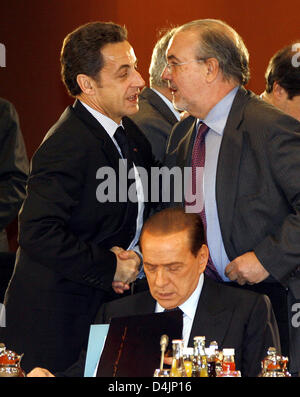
top-left (161, 65), bottom-right (171, 82)
top-left (154, 268), bottom-right (168, 288)
top-left (133, 70), bottom-right (145, 89)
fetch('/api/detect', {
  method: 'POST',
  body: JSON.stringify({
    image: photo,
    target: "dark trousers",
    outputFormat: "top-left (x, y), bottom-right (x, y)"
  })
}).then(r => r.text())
top-left (226, 281), bottom-right (289, 357)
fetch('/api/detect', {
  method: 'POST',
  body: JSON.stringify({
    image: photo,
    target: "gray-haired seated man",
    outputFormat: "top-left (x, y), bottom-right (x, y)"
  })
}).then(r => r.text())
top-left (27, 207), bottom-right (280, 377)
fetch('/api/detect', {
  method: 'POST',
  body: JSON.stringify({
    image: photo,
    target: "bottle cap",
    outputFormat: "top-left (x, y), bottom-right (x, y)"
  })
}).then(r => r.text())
top-left (194, 336), bottom-right (205, 342)
top-left (222, 348), bottom-right (235, 355)
top-left (172, 339), bottom-right (184, 344)
top-left (267, 347), bottom-right (277, 355)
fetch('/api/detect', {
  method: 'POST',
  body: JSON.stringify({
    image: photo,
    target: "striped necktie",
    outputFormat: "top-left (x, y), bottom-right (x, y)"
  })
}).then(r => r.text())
top-left (190, 122), bottom-right (222, 282)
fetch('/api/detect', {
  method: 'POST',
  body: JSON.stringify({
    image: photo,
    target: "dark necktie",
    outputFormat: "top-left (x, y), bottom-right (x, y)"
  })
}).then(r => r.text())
top-left (114, 126), bottom-right (134, 169)
top-left (114, 125), bottom-right (138, 227)
top-left (189, 122), bottom-right (222, 282)
top-left (164, 307), bottom-right (183, 313)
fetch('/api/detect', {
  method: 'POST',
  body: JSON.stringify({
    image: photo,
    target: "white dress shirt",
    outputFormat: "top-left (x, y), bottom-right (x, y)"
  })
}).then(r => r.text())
top-left (198, 87), bottom-right (239, 281)
top-left (155, 273), bottom-right (204, 347)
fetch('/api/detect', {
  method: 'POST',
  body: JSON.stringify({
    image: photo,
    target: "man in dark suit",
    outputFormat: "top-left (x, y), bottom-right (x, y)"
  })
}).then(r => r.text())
top-left (27, 207), bottom-right (280, 377)
top-left (130, 29), bottom-right (184, 163)
top-left (162, 19), bottom-right (300, 374)
top-left (261, 42), bottom-right (300, 121)
top-left (0, 98), bottom-right (29, 252)
top-left (0, 22), bottom-right (155, 374)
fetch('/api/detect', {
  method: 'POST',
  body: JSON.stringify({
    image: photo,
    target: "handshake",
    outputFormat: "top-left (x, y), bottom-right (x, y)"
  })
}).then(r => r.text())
top-left (110, 246), bottom-right (141, 294)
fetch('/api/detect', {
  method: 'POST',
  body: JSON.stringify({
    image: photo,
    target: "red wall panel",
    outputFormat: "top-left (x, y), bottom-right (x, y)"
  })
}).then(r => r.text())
top-left (0, 0), bottom-right (299, 248)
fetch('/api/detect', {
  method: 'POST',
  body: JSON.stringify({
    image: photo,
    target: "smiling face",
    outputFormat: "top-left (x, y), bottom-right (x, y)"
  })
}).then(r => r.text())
top-left (78, 40), bottom-right (145, 123)
top-left (141, 229), bottom-right (208, 309)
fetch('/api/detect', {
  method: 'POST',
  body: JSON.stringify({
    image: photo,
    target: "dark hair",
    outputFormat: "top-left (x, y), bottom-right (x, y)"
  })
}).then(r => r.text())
top-left (60, 21), bottom-right (127, 96)
top-left (179, 19), bottom-right (250, 85)
top-left (265, 42), bottom-right (300, 99)
top-left (140, 207), bottom-right (205, 257)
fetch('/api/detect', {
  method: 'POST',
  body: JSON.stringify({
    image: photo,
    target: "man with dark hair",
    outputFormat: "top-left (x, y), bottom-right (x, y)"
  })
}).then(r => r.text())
top-left (261, 42), bottom-right (300, 121)
top-left (163, 19), bottom-right (300, 374)
top-left (0, 21), bottom-right (154, 373)
top-left (27, 207), bottom-right (280, 377)
top-left (130, 28), bottom-right (194, 163)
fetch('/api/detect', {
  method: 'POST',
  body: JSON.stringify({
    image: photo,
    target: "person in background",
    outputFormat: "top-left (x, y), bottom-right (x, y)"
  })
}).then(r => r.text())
top-left (131, 28), bottom-right (193, 163)
top-left (261, 42), bottom-right (300, 121)
top-left (0, 98), bottom-right (29, 252)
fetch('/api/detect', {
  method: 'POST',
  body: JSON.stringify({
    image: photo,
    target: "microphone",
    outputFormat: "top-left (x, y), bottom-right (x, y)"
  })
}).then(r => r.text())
top-left (160, 334), bottom-right (169, 370)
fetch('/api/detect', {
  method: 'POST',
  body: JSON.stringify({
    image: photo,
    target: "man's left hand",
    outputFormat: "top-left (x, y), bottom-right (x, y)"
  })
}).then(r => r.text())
top-left (225, 251), bottom-right (269, 285)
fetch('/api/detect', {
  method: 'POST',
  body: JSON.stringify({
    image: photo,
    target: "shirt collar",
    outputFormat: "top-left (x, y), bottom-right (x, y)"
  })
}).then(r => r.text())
top-left (151, 88), bottom-right (181, 121)
top-left (197, 86), bottom-right (239, 136)
top-left (80, 100), bottom-right (123, 137)
top-left (155, 273), bottom-right (204, 320)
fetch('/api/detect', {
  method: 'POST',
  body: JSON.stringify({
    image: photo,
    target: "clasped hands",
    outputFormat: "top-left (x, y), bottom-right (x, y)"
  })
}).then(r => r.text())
top-left (111, 246), bottom-right (141, 294)
top-left (224, 251), bottom-right (269, 285)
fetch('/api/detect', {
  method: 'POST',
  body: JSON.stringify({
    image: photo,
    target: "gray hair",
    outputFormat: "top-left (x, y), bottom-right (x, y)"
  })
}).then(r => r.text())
top-left (178, 19), bottom-right (250, 85)
top-left (149, 28), bottom-right (177, 88)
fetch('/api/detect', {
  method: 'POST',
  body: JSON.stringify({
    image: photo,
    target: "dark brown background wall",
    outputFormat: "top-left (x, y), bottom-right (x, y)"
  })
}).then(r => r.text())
top-left (1, 0), bottom-right (299, 249)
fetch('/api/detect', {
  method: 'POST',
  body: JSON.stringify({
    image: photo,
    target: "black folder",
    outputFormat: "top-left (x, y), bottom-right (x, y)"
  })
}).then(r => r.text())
top-left (96, 310), bottom-right (183, 377)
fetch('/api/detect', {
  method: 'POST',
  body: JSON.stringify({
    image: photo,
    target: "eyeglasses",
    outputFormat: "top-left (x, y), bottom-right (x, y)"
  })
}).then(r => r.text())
top-left (165, 58), bottom-right (206, 71)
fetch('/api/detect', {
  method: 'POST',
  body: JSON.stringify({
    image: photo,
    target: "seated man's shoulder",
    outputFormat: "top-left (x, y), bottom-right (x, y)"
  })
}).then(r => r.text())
top-left (95, 290), bottom-right (152, 324)
top-left (213, 280), bottom-right (271, 308)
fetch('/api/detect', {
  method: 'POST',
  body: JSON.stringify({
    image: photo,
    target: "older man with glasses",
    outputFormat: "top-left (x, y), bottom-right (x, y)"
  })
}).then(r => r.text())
top-left (163, 19), bottom-right (300, 376)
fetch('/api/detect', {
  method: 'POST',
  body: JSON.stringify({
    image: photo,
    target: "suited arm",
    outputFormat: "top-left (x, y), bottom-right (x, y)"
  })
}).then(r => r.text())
top-left (254, 114), bottom-right (300, 286)
top-left (241, 294), bottom-right (281, 377)
top-left (0, 100), bottom-right (29, 230)
top-left (18, 130), bottom-right (116, 291)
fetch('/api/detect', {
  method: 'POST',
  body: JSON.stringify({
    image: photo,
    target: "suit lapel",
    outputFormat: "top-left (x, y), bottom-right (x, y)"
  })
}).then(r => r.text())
top-left (72, 99), bottom-right (122, 169)
top-left (72, 100), bottom-right (140, 229)
top-left (176, 119), bottom-right (197, 168)
top-left (141, 87), bottom-right (178, 126)
top-left (188, 277), bottom-right (234, 348)
top-left (216, 87), bottom-right (250, 259)
top-left (123, 117), bottom-right (145, 168)
top-left (173, 119), bottom-right (197, 207)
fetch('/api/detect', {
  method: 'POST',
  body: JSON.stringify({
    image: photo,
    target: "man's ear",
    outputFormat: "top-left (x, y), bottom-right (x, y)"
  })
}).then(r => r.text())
top-left (76, 74), bottom-right (95, 95)
top-left (204, 58), bottom-right (219, 83)
top-left (273, 81), bottom-right (288, 100)
top-left (197, 244), bottom-right (209, 273)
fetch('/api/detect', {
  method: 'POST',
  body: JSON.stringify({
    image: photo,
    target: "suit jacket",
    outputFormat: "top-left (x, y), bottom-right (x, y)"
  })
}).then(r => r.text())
top-left (0, 100), bottom-right (154, 374)
top-left (61, 276), bottom-right (280, 377)
top-left (0, 98), bottom-right (29, 251)
top-left (130, 87), bottom-right (180, 163)
top-left (165, 86), bottom-right (300, 289)
top-left (165, 86), bottom-right (300, 371)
